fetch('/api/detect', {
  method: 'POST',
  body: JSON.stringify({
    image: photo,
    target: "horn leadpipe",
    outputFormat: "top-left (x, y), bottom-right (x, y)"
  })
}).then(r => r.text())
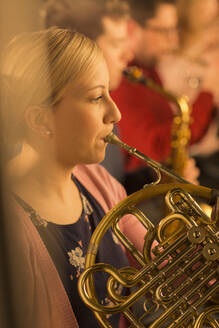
top-left (104, 133), bottom-right (190, 184)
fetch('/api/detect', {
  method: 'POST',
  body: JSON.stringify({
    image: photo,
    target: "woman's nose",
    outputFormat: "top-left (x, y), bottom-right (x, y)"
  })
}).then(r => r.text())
top-left (104, 98), bottom-right (121, 124)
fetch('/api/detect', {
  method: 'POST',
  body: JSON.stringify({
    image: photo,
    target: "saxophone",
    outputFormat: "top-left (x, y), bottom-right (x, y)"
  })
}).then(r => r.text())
top-left (123, 66), bottom-right (213, 216)
top-left (123, 66), bottom-right (191, 176)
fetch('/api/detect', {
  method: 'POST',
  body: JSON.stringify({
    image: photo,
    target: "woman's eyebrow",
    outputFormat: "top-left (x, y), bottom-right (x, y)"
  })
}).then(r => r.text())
top-left (87, 85), bottom-right (105, 91)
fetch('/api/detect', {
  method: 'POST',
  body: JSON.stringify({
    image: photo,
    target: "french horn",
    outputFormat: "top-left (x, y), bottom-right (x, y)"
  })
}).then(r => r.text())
top-left (78, 133), bottom-right (219, 328)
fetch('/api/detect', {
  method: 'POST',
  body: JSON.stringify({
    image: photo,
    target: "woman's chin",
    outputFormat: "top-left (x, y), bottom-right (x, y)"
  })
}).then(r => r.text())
top-left (96, 152), bottom-right (106, 164)
top-left (97, 148), bottom-right (107, 163)
top-left (83, 150), bottom-right (106, 165)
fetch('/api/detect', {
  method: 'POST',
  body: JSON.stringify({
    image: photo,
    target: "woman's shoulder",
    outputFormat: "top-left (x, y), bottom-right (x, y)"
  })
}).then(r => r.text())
top-left (73, 164), bottom-right (127, 212)
top-left (4, 192), bottom-right (43, 249)
top-left (73, 163), bottom-right (120, 187)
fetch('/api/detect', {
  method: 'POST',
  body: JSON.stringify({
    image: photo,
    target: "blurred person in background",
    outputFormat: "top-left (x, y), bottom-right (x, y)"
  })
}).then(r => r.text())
top-left (43, 0), bottom-right (133, 182)
top-left (157, 0), bottom-right (219, 189)
top-left (111, 0), bottom-right (211, 194)
top-left (43, 0), bottom-right (132, 91)
top-left (158, 0), bottom-right (219, 117)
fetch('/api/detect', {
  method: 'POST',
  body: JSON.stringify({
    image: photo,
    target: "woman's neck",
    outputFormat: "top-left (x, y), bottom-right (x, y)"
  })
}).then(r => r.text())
top-left (8, 143), bottom-right (76, 202)
top-left (8, 143), bottom-right (84, 224)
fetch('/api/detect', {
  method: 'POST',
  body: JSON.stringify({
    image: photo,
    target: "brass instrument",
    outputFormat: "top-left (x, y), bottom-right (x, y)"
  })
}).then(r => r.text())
top-left (78, 133), bottom-right (219, 328)
top-left (123, 66), bottom-right (212, 217)
top-left (123, 66), bottom-right (191, 176)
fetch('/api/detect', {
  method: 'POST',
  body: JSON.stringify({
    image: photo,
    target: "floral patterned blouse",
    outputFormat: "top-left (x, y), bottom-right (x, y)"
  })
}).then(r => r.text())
top-left (14, 175), bottom-right (129, 327)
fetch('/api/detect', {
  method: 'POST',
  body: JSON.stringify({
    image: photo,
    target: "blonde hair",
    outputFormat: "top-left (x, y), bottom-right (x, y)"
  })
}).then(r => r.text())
top-left (1, 27), bottom-right (103, 147)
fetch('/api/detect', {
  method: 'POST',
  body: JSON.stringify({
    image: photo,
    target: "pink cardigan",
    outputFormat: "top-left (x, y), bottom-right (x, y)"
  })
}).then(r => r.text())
top-left (8, 164), bottom-right (146, 328)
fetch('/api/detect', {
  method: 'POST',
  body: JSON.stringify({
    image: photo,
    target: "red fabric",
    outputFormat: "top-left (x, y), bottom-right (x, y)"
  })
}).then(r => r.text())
top-left (190, 91), bottom-right (214, 144)
top-left (111, 64), bottom-right (214, 171)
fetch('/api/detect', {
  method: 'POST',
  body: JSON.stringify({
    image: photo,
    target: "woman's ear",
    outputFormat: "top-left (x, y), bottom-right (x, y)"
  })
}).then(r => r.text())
top-left (24, 106), bottom-right (52, 137)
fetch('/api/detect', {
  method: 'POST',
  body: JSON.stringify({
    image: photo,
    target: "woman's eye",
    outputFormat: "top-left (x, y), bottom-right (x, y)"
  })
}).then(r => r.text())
top-left (92, 96), bottom-right (103, 103)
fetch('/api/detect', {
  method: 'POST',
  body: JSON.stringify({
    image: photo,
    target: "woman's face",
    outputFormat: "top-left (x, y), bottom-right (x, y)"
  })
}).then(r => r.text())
top-left (51, 59), bottom-right (121, 167)
top-left (97, 16), bottom-right (133, 91)
top-left (141, 4), bottom-right (179, 63)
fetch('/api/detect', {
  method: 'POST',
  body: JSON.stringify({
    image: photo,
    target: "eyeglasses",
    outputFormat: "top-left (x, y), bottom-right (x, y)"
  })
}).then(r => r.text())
top-left (145, 25), bottom-right (179, 35)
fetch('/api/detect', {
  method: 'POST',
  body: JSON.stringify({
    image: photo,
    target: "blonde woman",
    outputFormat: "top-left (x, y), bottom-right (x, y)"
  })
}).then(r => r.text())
top-left (1, 27), bottom-right (147, 328)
